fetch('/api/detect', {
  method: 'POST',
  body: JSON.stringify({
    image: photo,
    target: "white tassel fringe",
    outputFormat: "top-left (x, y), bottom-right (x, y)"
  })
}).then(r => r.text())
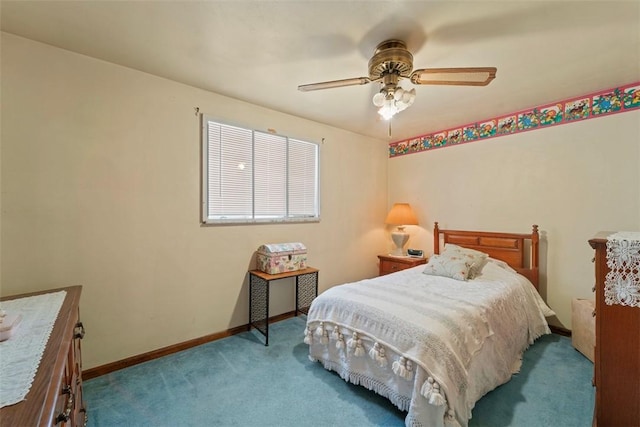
top-left (348, 332), bottom-right (365, 357)
top-left (368, 342), bottom-right (380, 361)
top-left (347, 332), bottom-right (358, 349)
top-left (336, 333), bottom-right (345, 349)
top-left (421, 376), bottom-right (446, 406)
top-left (392, 357), bottom-right (414, 380)
top-left (314, 322), bottom-right (329, 344)
top-left (303, 327), bottom-right (313, 345)
top-left (368, 342), bottom-right (387, 366)
top-left (331, 326), bottom-right (340, 341)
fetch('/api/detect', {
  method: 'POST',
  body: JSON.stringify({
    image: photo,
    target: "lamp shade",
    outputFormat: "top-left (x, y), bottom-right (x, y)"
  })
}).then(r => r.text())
top-left (385, 203), bottom-right (418, 226)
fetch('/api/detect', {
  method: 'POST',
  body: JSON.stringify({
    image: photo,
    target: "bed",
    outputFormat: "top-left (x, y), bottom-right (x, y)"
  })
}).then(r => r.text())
top-left (304, 223), bottom-right (553, 427)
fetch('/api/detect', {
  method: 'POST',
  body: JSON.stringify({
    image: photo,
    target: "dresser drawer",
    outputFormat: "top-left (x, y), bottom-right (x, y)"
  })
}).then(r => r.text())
top-left (378, 255), bottom-right (426, 276)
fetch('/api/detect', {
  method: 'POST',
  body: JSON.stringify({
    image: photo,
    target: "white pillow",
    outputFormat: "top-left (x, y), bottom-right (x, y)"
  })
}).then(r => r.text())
top-left (442, 244), bottom-right (489, 279)
top-left (423, 254), bottom-right (472, 281)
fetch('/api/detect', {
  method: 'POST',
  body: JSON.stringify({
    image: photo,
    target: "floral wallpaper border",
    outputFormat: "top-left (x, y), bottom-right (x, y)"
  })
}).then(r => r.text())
top-left (389, 81), bottom-right (640, 158)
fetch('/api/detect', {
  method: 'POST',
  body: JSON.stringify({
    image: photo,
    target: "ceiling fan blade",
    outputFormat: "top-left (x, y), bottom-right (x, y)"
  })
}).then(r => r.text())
top-left (298, 77), bottom-right (371, 92)
top-left (410, 67), bottom-right (497, 86)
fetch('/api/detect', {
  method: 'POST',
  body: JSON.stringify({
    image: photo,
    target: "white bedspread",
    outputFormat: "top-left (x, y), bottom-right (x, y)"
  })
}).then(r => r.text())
top-left (305, 260), bottom-right (551, 427)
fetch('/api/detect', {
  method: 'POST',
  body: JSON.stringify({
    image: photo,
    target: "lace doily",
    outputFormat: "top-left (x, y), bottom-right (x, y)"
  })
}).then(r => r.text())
top-left (0, 290), bottom-right (67, 408)
top-left (605, 232), bottom-right (640, 307)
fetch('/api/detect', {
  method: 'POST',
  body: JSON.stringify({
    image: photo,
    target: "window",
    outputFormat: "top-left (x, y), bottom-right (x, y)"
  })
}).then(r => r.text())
top-left (202, 116), bottom-right (320, 224)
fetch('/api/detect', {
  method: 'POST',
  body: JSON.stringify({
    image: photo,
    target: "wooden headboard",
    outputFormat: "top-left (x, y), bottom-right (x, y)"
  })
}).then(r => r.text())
top-left (433, 222), bottom-right (540, 289)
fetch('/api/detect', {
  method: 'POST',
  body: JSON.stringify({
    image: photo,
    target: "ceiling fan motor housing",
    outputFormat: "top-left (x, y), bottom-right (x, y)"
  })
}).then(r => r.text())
top-left (368, 39), bottom-right (414, 80)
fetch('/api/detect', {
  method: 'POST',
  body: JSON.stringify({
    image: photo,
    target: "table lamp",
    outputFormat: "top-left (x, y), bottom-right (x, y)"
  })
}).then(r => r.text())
top-left (385, 203), bottom-right (418, 256)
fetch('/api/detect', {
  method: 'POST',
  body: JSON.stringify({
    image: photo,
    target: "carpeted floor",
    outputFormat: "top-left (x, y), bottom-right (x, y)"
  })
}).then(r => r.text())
top-left (84, 316), bottom-right (594, 426)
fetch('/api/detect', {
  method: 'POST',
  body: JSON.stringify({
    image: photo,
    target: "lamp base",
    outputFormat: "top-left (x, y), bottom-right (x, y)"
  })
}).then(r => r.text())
top-left (390, 227), bottom-right (409, 257)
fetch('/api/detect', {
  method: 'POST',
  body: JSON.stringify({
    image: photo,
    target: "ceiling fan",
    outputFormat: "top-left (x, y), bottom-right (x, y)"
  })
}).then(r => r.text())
top-left (298, 39), bottom-right (496, 120)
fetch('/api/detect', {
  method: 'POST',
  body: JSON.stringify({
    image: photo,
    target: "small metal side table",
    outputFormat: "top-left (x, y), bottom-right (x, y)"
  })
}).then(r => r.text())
top-left (248, 267), bottom-right (319, 346)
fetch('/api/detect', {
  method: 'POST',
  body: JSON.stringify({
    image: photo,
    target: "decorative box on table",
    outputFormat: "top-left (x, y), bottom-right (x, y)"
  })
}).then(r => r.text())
top-left (256, 242), bottom-right (307, 274)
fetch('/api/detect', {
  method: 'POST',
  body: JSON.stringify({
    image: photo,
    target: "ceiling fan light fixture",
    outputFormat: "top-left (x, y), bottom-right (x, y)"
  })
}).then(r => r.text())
top-left (372, 92), bottom-right (386, 107)
top-left (378, 100), bottom-right (398, 121)
top-left (374, 84), bottom-right (416, 120)
top-left (403, 88), bottom-right (416, 104)
top-left (298, 40), bottom-right (497, 125)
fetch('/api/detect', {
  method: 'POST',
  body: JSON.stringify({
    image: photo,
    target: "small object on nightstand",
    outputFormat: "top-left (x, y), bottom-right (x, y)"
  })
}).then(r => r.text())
top-left (378, 254), bottom-right (427, 276)
top-left (407, 248), bottom-right (423, 258)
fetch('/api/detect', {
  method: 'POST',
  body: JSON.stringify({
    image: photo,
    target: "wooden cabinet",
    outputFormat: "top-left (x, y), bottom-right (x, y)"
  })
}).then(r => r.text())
top-left (0, 286), bottom-right (86, 426)
top-left (589, 233), bottom-right (640, 427)
top-left (378, 254), bottom-right (427, 276)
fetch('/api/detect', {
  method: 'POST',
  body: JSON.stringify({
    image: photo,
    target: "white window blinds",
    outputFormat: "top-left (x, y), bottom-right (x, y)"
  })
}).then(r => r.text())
top-left (206, 122), bottom-right (253, 219)
top-left (254, 131), bottom-right (286, 218)
top-left (202, 117), bottom-right (320, 224)
top-left (288, 139), bottom-right (318, 217)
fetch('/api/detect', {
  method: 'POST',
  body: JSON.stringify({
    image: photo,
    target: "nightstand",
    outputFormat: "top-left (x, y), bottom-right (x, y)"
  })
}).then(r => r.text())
top-left (378, 254), bottom-right (427, 276)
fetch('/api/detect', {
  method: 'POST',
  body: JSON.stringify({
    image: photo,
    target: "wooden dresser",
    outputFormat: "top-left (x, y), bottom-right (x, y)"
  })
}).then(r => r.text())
top-left (0, 286), bottom-right (86, 426)
top-left (589, 233), bottom-right (640, 427)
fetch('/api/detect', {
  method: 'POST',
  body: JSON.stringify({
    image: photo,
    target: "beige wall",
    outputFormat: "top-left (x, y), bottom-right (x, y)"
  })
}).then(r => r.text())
top-left (388, 111), bottom-right (640, 328)
top-left (0, 33), bottom-right (389, 368)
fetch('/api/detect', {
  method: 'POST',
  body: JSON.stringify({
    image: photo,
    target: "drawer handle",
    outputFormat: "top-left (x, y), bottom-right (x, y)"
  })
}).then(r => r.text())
top-left (74, 322), bottom-right (85, 339)
top-left (56, 388), bottom-right (74, 424)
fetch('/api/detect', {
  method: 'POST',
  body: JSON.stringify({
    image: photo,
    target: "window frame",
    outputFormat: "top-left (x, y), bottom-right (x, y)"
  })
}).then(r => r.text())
top-left (201, 115), bottom-right (320, 225)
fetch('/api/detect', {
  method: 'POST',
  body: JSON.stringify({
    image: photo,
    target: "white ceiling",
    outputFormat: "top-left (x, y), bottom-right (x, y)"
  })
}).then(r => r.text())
top-left (2, 1), bottom-right (639, 142)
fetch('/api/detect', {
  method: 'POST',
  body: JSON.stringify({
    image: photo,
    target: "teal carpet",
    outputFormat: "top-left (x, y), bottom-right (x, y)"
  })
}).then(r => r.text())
top-left (84, 316), bottom-right (594, 426)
